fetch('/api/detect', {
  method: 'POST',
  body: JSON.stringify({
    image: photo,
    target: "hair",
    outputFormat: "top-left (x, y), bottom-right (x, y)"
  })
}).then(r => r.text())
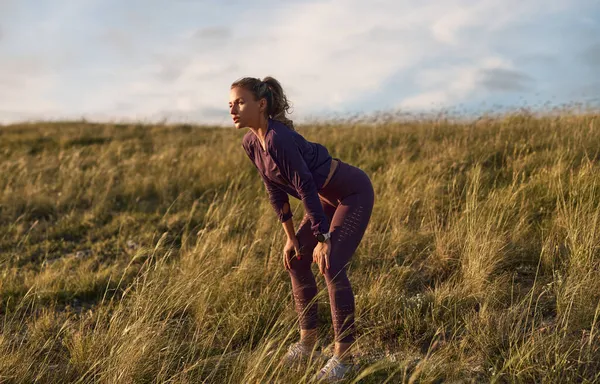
top-left (230, 76), bottom-right (295, 131)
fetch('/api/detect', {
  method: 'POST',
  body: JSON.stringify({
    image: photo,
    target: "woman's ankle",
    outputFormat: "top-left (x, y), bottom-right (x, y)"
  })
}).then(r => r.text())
top-left (334, 341), bottom-right (354, 363)
top-left (300, 328), bottom-right (318, 348)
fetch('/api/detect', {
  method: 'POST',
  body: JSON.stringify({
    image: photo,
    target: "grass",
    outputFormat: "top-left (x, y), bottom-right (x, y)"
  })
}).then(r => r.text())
top-left (1, 110), bottom-right (600, 383)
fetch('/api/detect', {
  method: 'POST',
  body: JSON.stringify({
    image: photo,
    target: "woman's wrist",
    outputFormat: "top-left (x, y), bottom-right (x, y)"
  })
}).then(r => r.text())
top-left (316, 238), bottom-right (330, 246)
top-left (282, 218), bottom-right (296, 240)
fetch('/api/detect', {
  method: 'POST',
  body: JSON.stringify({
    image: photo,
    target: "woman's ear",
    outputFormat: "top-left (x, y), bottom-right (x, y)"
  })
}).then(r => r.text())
top-left (259, 97), bottom-right (267, 114)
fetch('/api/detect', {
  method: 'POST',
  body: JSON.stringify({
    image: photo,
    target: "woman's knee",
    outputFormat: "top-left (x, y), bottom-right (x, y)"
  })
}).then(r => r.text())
top-left (288, 246), bottom-right (315, 273)
top-left (323, 263), bottom-right (350, 285)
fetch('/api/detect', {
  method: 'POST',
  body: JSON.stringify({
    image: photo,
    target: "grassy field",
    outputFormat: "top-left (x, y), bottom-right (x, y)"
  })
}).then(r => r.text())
top-left (1, 111), bottom-right (600, 383)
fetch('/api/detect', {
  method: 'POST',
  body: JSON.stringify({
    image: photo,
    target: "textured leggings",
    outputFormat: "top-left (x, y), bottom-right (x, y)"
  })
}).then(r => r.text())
top-left (287, 159), bottom-right (374, 344)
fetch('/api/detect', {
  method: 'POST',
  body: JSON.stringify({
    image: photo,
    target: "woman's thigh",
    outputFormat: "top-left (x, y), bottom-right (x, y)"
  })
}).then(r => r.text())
top-left (326, 191), bottom-right (374, 275)
top-left (293, 198), bottom-right (337, 266)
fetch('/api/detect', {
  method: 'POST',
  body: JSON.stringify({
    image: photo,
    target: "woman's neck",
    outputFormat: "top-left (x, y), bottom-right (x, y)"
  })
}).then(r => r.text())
top-left (249, 117), bottom-right (269, 150)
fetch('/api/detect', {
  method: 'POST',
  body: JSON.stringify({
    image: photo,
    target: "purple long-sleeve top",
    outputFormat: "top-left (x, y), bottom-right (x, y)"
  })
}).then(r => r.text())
top-left (242, 118), bottom-right (333, 237)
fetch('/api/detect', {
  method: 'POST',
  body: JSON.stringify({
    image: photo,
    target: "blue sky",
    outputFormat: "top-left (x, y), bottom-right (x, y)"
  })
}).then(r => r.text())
top-left (0, 0), bottom-right (598, 125)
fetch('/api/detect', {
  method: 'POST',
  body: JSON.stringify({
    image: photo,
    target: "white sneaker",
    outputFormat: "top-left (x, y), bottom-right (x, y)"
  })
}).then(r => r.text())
top-left (282, 341), bottom-right (321, 366)
top-left (315, 355), bottom-right (354, 382)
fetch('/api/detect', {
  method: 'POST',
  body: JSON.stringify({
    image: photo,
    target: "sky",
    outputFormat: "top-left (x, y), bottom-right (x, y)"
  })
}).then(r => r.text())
top-left (0, 0), bottom-right (599, 125)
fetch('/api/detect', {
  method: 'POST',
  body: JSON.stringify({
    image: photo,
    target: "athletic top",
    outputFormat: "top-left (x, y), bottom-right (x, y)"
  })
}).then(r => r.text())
top-left (242, 118), bottom-right (332, 237)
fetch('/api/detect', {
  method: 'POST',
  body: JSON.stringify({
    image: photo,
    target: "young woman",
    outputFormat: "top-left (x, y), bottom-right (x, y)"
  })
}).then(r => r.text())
top-left (230, 76), bottom-right (374, 381)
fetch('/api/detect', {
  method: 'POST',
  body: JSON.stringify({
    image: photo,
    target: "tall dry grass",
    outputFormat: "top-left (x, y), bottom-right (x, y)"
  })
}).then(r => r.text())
top-left (1, 111), bottom-right (600, 383)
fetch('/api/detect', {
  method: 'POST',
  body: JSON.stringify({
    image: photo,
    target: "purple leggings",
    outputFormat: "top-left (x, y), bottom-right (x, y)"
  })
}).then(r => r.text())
top-left (288, 158), bottom-right (374, 344)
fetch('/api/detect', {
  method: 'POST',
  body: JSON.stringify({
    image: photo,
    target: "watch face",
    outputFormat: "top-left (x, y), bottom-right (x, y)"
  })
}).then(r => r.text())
top-left (317, 234), bottom-right (325, 242)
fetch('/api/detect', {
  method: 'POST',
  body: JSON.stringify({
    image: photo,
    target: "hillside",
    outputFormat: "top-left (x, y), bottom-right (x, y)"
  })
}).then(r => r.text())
top-left (1, 112), bottom-right (600, 382)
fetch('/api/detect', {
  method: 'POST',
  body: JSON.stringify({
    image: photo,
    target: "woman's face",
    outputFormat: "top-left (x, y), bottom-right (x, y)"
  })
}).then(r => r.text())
top-left (229, 86), bottom-right (266, 129)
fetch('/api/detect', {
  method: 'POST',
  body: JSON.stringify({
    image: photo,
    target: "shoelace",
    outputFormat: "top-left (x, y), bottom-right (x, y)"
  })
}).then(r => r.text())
top-left (284, 342), bottom-right (320, 362)
top-left (288, 342), bottom-right (308, 358)
top-left (317, 355), bottom-right (352, 381)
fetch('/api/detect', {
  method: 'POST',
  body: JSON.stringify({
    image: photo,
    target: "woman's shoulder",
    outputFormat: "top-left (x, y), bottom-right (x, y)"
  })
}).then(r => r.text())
top-left (267, 119), bottom-right (301, 148)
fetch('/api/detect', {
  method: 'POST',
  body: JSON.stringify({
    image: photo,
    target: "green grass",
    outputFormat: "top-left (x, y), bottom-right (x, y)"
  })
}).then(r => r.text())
top-left (1, 111), bottom-right (600, 383)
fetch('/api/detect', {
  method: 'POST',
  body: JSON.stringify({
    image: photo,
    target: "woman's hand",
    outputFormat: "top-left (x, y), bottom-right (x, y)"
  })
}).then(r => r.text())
top-left (313, 239), bottom-right (331, 275)
top-left (283, 237), bottom-right (301, 270)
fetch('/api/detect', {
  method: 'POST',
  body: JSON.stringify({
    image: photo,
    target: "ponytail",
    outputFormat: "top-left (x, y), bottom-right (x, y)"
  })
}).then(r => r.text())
top-left (261, 76), bottom-right (295, 131)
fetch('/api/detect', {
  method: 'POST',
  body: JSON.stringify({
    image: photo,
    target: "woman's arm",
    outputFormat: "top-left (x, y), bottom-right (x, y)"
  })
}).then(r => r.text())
top-left (282, 215), bottom-right (296, 241)
top-left (258, 171), bottom-right (294, 224)
top-left (267, 132), bottom-right (329, 237)
top-left (243, 137), bottom-right (295, 228)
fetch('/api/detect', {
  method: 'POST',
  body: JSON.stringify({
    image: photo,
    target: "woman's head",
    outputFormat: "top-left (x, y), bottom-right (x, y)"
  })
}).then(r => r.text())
top-left (229, 76), bottom-right (295, 131)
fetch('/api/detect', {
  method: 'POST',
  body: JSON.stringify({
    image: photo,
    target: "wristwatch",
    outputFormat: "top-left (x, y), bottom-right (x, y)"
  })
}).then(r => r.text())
top-left (316, 232), bottom-right (331, 242)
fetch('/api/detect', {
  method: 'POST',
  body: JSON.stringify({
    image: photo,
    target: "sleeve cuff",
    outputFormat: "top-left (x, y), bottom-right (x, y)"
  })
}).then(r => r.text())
top-left (279, 210), bottom-right (293, 223)
top-left (312, 220), bottom-right (330, 237)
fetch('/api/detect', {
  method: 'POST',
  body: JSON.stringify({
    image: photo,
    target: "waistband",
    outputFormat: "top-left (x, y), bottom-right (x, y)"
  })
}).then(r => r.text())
top-left (318, 157), bottom-right (346, 204)
top-left (319, 157), bottom-right (373, 202)
top-left (327, 157), bottom-right (343, 185)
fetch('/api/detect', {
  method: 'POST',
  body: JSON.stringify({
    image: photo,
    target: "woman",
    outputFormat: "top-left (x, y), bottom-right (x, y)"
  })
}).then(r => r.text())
top-left (230, 76), bottom-right (374, 381)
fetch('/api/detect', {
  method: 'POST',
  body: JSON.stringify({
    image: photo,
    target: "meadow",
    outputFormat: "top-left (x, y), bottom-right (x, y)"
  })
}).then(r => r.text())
top-left (1, 110), bottom-right (600, 383)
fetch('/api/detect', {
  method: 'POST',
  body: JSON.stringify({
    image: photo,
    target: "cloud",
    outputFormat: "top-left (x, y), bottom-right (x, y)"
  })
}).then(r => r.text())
top-left (99, 28), bottom-right (135, 57)
top-left (0, 0), bottom-right (597, 124)
top-left (478, 68), bottom-right (533, 92)
top-left (114, 0), bottom-right (585, 121)
top-left (582, 42), bottom-right (600, 68)
top-left (153, 106), bottom-right (229, 123)
top-left (399, 91), bottom-right (451, 109)
top-left (398, 57), bottom-right (525, 109)
top-left (0, 56), bottom-right (59, 115)
top-left (192, 26), bottom-right (232, 41)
